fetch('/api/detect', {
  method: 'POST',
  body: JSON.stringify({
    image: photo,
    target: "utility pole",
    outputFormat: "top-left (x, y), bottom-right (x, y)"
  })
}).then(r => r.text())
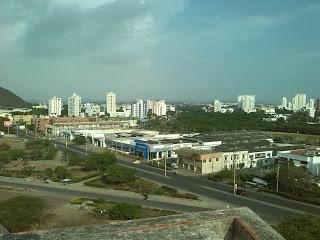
top-left (85, 131), bottom-right (88, 155)
top-left (164, 155), bottom-right (167, 176)
top-left (233, 157), bottom-right (236, 196)
top-left (276, 164), bottom-right (280, 192)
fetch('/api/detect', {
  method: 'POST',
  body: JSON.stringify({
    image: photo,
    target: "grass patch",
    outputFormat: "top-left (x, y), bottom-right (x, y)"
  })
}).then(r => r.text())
top-left (84, 177), bottom-right (198, 200)
top-left (71, 198), bottom-right (177, 220)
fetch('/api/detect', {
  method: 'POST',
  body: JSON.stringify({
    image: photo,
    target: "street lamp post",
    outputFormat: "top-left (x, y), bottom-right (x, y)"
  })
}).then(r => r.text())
top-left (233, 157), bottom-right (236, 196)
top-left (276, 164), bottom-right (280, 192)
top-left (85, 131), bottom-right (88, 155)
top-left (164, 156), bottom-right (167, 176)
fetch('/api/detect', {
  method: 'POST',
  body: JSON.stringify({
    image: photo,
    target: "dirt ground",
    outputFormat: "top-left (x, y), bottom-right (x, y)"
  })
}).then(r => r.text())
top-left (0, 188), bottom-right (108, 231)
top-left (4, 150), bottom-right (66, 171)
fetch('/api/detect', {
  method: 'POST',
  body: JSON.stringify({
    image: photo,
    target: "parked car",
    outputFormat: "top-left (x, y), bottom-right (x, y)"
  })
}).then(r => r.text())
top-left (133, 160), bottom-right (141, 164)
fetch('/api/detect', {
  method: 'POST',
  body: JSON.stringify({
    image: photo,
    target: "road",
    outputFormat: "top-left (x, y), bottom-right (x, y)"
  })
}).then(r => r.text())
top-left (0, 177), bottom-right (207, 213)
top-left (17, 136), bottom-right (320, 223)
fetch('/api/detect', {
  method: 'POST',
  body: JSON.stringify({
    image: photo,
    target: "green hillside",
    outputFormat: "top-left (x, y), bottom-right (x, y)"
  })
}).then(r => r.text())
top-left (0, 87), bottom-right (29, 108)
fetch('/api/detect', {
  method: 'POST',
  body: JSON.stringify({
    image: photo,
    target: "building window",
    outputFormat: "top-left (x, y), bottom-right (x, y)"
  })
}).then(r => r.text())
top-left (216, 158), bottom-right (219, 162)
top-left (203, 159), bottom-right (206, 163)
top-left (209, 159), bottom-right (212, 163)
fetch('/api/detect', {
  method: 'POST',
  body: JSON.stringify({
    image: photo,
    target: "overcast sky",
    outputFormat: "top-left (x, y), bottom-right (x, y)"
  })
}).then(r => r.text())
top-left (0, 0), bottom-right (320, 103)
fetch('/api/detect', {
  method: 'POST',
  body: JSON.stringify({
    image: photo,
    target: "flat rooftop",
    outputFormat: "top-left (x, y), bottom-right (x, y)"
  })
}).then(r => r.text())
top-left (0, 208), bottom-right (283, 240)
top-left (189, 131), bottom-right (272, 143)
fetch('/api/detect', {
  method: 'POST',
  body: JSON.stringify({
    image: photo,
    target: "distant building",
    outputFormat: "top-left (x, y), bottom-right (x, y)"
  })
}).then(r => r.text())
top-left (48, 96), bottom-right (62, 117)
top-left (84, 103), bottom-right (100, 116)
top-left (106, 92), bottom-right (116, 115)
top-left (317, 98), bottom-right (320, 111)
top-left (237, 95), bottom-right (255, 113)
top-left (147, 100), bottom-right (167, 116)
top-left (132, 99), bottom-right (147, 120)
top-left (309, 98), bottom-right (315, 109)
top-left (167, 105), bottom-right (176, 112)
top-left (309, 108), bottom-right (316, 118)
top-left (281, 97), bottom-right (287, 109)
top-left (68, 93), bottom-right (81, 117)
top-left (32, 103), bottom-right (48, 109)
top-left (288, 101), bottom-right (292, 110)
top-left (214, 100), bottom-right (222, 113)
top-left (292, 93), bottom-right (306, 111)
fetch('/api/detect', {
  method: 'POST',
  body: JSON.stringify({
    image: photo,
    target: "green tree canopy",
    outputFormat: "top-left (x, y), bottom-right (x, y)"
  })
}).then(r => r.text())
top-left (101, 165), bottom-right (136, 184)
top-left (54, 166), bottom-right (71, 181)
top-left (275, 214), bottom-right (320, 240)
top-left (83, 152), bottom-right (117, 171)
top-left (108, 202), bottom-right (142, 220)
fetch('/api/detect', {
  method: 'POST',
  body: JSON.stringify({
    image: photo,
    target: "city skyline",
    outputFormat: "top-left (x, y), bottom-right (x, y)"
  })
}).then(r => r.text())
top-left (1, 0), bottom-right (320, 102)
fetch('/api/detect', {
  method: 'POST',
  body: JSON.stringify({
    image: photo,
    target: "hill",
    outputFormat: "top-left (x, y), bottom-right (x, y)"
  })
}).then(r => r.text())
top-left (0, 87), bottom-right (29, 108)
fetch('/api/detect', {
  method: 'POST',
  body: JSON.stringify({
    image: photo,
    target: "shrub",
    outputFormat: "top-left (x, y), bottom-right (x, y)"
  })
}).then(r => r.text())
top-left (42, 168), bottom-right (54, 178)
top-left (83, 152), bottom-right (117, 171)
top-left (72, 172), bottom-right (102, 183)
top-left (0, 151), bottom-right (11, 164)
top-left (20, 166), bottom-right (35, 177)
top-left (84, 179), bottom-right (106, 188)
top-left (101, 165), bottom-right (136, 184)
top-left (0, 196), bottom-right (47, 232)
top-left (275, 214), bottom-right (320, 240)
top-left (108, 203), bottom-right (142, 220)
top-left (160, 185), bottom-right (178, 194)
top-left (9, 149), bottom-right (26, 160)
top-left (68, 154), bottom-right (85, 166)
top-left (54, 166), bottom-right (71, 181)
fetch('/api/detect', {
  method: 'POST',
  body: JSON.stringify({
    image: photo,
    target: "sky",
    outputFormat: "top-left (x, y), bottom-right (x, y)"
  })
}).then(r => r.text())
top-left (0, 0), bottom-right (320, 103)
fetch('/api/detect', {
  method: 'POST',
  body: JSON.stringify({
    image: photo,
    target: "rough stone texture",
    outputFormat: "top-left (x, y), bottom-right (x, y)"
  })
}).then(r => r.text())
top-left (0, 207), bottom-right (284, 240)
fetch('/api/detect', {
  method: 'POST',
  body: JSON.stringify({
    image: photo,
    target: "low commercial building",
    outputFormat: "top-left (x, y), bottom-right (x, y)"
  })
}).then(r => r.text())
top-left (277, 149), bottom-right (320, 175)
top-left (177, 148), bottom-right (224, 174)
top-left (248, 150), bottom-right (273, 168)
top-left (221, 150), bottom-right (249, 169)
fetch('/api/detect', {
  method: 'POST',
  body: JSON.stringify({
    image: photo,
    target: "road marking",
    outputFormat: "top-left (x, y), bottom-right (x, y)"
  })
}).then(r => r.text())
top-left (200, 185), bottom-right (307, 215)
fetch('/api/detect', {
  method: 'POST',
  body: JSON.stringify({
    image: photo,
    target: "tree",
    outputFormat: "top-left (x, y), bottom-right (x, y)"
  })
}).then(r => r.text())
top-left (0, 196), bottom-right (48, 232)
top-left (274, 214), bottom-right (320, 240)
top-left (108, 202), bottom-right (142, 220)
top-left (54, 166), bottom-right (70, 181)
top-left (9, 149), bottom-right (26, 160)
top-left (42, 168), bottom-right (54, 178)
top-left (0, 151), bottom-right (11, 164)
top-left (20, 166), bottom-right (35, 177)
top-left (83, 152), bottom-right (117, 171)
top-left (101, 165), bottom-right (136, 184)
